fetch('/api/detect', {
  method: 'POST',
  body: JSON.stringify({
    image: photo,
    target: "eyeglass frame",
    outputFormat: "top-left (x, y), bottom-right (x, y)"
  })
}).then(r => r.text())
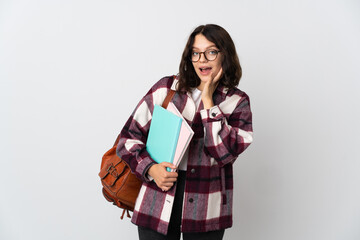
top-left (190, 49), bottom-right (221, 62)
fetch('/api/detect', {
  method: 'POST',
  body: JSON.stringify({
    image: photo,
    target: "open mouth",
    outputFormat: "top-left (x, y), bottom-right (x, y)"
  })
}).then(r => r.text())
top-left (200, 67), bottom-right (212, 73)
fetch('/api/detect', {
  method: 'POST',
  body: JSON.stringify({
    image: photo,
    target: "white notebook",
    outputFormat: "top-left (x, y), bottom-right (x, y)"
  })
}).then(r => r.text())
top-left (166, 102), bottom-right (194, 171)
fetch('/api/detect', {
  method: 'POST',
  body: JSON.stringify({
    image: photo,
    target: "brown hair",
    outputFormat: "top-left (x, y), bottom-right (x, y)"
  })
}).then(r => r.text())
top-left (177, 24), bottom-right (242, 92)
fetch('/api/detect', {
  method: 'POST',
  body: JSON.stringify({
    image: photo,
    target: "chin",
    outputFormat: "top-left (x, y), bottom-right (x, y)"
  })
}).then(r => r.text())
top-left (199, 76), bottom-right (211, 82)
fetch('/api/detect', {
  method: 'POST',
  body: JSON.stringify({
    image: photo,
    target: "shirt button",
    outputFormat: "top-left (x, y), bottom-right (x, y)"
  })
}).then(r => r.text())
top-left (191, 168), bottom-right (195, 173)
top-left (189, 198), bottom-right (194, 203)
top-left (211, 112), bottom-right (217, 117)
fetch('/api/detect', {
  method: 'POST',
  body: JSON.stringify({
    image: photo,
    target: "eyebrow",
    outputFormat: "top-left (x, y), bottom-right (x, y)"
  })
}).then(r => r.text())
top-left (192, 45), bottom-right (218, 50)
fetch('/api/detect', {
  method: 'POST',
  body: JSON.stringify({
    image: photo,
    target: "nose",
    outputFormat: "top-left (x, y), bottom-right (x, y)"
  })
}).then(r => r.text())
top-left (199, 52), bottom-right (208, 62)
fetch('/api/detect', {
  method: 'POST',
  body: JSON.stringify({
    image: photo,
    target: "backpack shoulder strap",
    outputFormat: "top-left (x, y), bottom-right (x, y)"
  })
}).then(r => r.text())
top-left (161, 75), bottom-right (177, 109)
top-left (162, 89), bottom-right (176, 109)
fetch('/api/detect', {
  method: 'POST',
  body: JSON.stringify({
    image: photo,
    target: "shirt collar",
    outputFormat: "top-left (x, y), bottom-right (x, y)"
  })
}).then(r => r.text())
top-left (171, 78), bottom-right (178, 91)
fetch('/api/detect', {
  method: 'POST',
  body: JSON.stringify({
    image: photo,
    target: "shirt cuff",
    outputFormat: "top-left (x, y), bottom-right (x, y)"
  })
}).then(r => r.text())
top-left (146, 174), bottom-right (154, 181)
top-left (136, 157), bottom-right (156, 182)
top-left (143, 161), bottom-right (156, 182)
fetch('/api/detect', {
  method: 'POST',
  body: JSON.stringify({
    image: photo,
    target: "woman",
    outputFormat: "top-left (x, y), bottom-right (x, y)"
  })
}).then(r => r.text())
top-left (117, 24), bottom-right (253, 240)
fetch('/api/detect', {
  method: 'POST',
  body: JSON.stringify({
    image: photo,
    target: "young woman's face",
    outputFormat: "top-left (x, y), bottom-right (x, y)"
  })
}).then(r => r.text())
top-left (191, 34), bottom-right (222, 86)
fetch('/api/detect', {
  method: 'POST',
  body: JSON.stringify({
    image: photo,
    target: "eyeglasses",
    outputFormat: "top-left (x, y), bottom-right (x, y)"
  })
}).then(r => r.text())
top-left (191, 49), bottom-right (221, 62)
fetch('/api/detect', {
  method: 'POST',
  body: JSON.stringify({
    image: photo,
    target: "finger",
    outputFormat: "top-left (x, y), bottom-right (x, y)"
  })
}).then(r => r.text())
top-left (164, 171), bottom-right (178, 178)
top-left (159, 183), bottom-right (174, 191)
top-left (156, 175), bottom-right (177, 184)
top-left (213, 68), bottom-right (223, 82)
top-left (161, 183), bottom-right (174, 188)
top-left (160, 175), bottom-right (178, 184)
top-left (159, 162), bottom-right (177, 170)
top-left (162, 177), bottom-right (178, 183)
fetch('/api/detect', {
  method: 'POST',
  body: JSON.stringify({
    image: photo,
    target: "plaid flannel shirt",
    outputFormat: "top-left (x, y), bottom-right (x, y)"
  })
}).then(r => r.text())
top-left (116, 76), bottom-right (253, 235)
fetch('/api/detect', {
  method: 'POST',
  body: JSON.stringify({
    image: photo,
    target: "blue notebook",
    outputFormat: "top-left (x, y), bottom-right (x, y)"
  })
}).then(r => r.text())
top-left (146, 104), bottom-right (183, 170)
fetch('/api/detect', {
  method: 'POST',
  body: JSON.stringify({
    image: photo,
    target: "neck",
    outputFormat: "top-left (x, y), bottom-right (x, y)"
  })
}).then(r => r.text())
top-left (197, 82), bottom-right (205, 91)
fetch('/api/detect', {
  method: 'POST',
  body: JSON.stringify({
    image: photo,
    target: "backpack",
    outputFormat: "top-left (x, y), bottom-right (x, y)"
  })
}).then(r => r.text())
top-left (99, 135), bottom-right (142, 219)
top-left (99, 85), bottom-right (176, 219)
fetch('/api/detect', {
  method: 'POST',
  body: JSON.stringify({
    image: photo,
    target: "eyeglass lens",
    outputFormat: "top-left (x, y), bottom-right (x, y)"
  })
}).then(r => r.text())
top-left (191, 50), bottom-right (219, 62)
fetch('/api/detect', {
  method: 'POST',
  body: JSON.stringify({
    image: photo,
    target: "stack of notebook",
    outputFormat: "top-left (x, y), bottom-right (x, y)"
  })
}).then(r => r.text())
top-left (146, 103), bottom-right (194, 172)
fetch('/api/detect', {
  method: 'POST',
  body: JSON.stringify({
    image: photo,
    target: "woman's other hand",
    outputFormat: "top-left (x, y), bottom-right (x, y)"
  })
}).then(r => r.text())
top-left (201, 68), bottom-right (223, 109)
top-left (148, 162), bottom-right (178, 191)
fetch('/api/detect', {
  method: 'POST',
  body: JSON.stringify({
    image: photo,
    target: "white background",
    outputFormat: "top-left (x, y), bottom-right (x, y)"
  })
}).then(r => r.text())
top-left (1, 0), bottom-right (360, 239)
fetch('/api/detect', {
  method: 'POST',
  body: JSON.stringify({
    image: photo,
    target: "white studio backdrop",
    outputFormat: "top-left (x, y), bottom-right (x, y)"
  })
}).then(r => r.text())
top-left (1, 0), bottom-right (360, 239)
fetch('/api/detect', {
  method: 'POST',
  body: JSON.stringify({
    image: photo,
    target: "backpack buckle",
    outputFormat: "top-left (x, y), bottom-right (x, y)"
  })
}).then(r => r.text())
top-left (107, 164), bottom-right (119, 178)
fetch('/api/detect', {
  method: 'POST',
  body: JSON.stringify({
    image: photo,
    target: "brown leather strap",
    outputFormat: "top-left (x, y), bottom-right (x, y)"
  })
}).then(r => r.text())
top-left (162, 89), bottom-right (176, 109)
top-left (162, 75), bottom-right (177, 109)
top-left (120, 209), bottom-right (131, 220)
